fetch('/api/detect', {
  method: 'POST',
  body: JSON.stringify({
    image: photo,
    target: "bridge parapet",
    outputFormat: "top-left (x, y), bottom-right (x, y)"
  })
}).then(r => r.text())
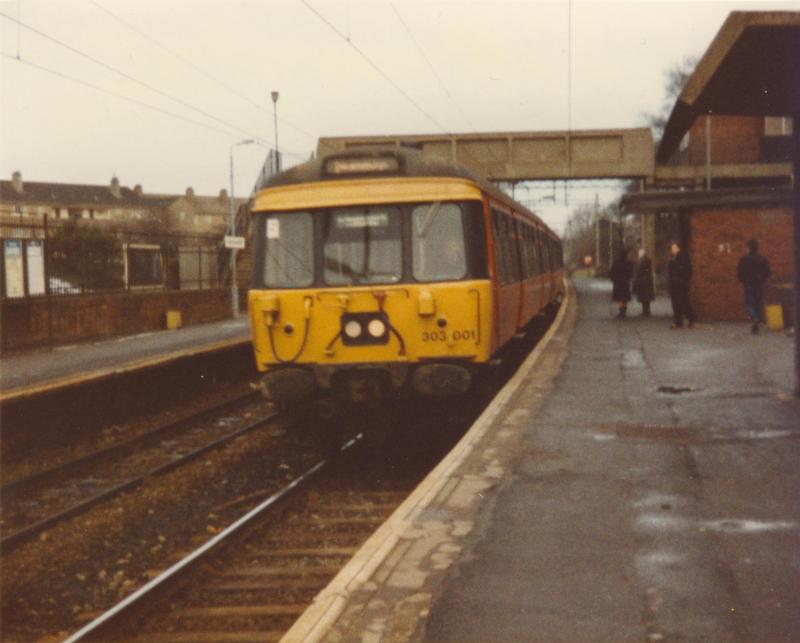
top-left (318, 128), bottom-right (655, 182)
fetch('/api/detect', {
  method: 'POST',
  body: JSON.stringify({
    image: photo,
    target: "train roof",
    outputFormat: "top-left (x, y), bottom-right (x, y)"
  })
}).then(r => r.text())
top-left (259, 147), bottom-right (559, 241)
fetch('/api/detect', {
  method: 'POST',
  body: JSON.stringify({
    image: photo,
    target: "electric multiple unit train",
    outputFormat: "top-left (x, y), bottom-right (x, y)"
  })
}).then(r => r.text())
top-left (247, 147), bottom-right (563, 407)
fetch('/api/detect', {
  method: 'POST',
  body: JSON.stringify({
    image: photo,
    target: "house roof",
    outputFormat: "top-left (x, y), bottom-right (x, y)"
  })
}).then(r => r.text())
top-left (0, 179), bottom-right (175, 209)
top-left (657, 11), bottom-right (800, 163)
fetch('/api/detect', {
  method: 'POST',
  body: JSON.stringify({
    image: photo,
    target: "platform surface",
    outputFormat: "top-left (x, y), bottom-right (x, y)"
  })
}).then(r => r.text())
top-left (0, 317), bottom-right (250, 395)
top-left (285, 278), bottom-right (800, 642)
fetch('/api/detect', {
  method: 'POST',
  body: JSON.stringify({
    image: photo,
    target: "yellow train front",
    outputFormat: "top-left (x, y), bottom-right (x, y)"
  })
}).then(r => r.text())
top-left (247, 147), bottom-right (562, 407)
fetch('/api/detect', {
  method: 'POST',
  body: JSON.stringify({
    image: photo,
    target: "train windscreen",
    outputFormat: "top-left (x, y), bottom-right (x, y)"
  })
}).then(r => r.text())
top-left (262, 212), bottom-right (314, 288)
top-left (323, 206), bottom-right (403, 285)
top-left (412, 202), bottom-right (467, 282)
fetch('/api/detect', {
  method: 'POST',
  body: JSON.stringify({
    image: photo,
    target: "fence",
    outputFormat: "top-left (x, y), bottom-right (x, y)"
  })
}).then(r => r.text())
top-left (1, 217), bottom-right (224, 300)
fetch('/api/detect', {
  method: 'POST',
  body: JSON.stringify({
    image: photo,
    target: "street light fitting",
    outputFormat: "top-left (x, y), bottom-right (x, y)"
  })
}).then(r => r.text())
top-left (271, 91), bottom-right (279, 104)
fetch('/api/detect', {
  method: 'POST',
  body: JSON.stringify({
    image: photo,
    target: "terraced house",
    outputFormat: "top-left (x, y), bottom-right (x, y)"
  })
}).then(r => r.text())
top-left (0, 172), bottom-right (246, 350)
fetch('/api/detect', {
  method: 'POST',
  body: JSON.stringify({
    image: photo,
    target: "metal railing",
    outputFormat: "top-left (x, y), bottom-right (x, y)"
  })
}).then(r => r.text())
top-left (1, 216), bottom-right (224, 300)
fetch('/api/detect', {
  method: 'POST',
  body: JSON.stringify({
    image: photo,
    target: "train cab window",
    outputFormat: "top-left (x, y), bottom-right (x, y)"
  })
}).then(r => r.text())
top-left (323, 206), bottom-right (402, 285)
top-left (412, 202), bottom-right (467, 282)
top-left (262, 212), bottom-right (314, 288)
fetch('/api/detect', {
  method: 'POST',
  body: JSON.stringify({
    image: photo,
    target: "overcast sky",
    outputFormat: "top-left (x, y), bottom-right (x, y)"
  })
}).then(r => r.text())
top-left (1, 0), bottom-right (796, 232)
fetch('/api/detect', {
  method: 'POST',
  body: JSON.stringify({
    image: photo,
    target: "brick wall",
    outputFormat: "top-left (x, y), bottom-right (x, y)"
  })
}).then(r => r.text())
top-left (689, 205), bottom-right (794, 321)
top-left (1, 288), bottom-right (231, 352)
top-left (683, 116), bottom-right (764, 165)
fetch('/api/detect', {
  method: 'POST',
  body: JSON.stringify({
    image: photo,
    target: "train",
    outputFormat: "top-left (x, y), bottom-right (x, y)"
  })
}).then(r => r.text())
top-left (247, 146), bottom-right (563, 408)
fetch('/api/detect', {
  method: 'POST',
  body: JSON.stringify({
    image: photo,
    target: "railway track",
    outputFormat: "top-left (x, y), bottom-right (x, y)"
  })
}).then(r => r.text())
top-left (0, 393), bottom-right (274, 554)
top-left (64, 409), bottom-right (463, 642)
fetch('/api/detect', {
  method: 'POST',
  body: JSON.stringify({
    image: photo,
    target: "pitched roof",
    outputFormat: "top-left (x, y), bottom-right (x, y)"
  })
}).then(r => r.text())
top-left (657, 11), bottom-right (800, 163)
top-left (0, 180), bottom-right (176, 208)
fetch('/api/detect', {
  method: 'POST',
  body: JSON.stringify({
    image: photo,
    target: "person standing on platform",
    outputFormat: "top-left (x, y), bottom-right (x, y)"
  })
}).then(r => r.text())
top-left (609, 250), bottom-right (633, 319)
top-left (736, 238), bottom-right (771, 334)
top-left (667, 241), bottom-right (695, 328)
top-left (632, 248), bottom-right (655, 317)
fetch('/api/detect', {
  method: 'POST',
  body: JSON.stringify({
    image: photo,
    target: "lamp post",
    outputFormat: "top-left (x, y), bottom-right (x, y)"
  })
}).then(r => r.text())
top-left (229, 138), bottom-right (255, 318)
top-left (271, 91), bottom-right (280, 174)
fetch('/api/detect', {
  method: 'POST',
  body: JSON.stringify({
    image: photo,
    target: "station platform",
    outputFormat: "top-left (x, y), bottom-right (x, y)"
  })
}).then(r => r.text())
top-left (0, 317), bottom-right (250, 401)
top-left (285, 278), bottom-right (800, 642)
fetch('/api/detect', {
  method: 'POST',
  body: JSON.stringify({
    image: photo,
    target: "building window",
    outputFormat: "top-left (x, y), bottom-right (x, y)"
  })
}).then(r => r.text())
top-left (68, 208), bottom-right (82, 221)
top-left (125, 244), bottom-right (164, 288)
top-left (679, 132), bottom-right (690, 152)
top-left (178, 246), bottom-right (218, 289)
top-left (764, 116), bottom-right (793, 136)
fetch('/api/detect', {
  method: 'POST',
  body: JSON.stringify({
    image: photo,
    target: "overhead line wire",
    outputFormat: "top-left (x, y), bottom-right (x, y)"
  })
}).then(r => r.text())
top-left (300, 0), bottom-right (449, 136)
top-left (388, 2), bottom-right (478, 134)
top-left (387, 2), bottom-right (507, 170)
top-left (303, 0), bottom-right (506, 185)
top-left (88, 0), bottom-right (318, 144)
top-left (1, 52), bottom-right (243, 139)
top-left (0, 11), bottom-right (260, 142)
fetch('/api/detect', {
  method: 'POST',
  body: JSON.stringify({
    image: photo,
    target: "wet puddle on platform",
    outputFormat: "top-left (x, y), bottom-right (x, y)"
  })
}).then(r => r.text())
top-left (592, 424), bottom-right (799, 444)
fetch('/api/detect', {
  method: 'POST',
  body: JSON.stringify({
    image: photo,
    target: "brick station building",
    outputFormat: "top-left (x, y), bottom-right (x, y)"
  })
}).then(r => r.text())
top-left (623, 110), bottom-right (795, 323)
top-left (623, 185), bottom-right (794, 323)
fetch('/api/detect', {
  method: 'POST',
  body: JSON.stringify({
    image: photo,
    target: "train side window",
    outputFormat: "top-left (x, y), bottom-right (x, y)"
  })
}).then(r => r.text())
top-left (412, 202), bottom-right (467, 282)
top-left (506, 216), bottom-right (521, 283)
top-left (522, 224), bottom-right (534, 279)
top-left (262, 212), bottom-right (314, 288)
top-left (517, 223), bottom-right (528, 280)
top-left (528, 227), bottom-right (540, 276)
top-left (493, 209), bottom-right (514, 285)
top-left (490, 211), bottom-right (505, 284)
top-left (542, 237), bottom-right (551, 273)
top-left (537, 232), bottom-right (546, 275)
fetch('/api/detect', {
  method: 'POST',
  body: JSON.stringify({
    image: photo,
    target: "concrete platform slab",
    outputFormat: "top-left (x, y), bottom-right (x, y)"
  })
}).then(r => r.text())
top-left (283, 279), bottom-right (800, 642)
top-left (0, 318), bottom-right (250, 401)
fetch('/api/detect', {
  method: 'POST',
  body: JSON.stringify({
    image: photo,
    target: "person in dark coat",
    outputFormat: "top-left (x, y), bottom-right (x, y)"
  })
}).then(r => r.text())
top-left (667, 241), bottom-right (695, 328)
top-left (609, 250), bottom-right (633, 318)
top-left (736, 238), bottom-right (771, 334)
top-left (632, 248), bottom-right (655, 317)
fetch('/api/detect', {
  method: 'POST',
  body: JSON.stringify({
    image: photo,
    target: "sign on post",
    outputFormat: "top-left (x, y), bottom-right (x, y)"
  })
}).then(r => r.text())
top-left (224, 236), bottom-right (245, 250)
top-left (4, 240), bottom-right (24, 298)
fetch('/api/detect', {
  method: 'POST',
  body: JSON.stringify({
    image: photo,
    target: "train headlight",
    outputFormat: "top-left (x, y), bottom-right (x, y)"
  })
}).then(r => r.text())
top-left (344, 320), bottom-right (363, 339)
top-left (340, 312), bottom-right (390, 346)
top-left (367, 319), bottom-right (386, 338)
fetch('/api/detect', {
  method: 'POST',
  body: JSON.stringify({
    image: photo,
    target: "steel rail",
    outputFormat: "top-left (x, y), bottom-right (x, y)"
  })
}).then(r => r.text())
top-left (62, 433), bottom-right (363, 643)
top-left (1, 391), bottom-right (259, 499)
top-left (0, 410), bottom-right (278, 555)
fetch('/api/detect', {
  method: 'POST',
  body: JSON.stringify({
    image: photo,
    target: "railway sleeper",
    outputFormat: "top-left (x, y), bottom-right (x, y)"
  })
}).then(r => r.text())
top-left (132, 632), bottom-right (283, 643)
top-left (216, 564), bottom-right (344, 578)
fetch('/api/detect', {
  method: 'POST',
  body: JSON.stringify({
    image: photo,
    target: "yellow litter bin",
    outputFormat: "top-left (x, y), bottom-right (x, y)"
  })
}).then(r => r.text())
top-left (765, 304), bottom-right (783, 331)
top-left (166, 310), bottom-right (182, 330)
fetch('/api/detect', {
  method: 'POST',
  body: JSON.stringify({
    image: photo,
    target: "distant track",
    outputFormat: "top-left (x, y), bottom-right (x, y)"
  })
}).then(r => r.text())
top-left (1, 392), bottom-right (258, 497)
top-left (0, 396), bottom-right (275, 555)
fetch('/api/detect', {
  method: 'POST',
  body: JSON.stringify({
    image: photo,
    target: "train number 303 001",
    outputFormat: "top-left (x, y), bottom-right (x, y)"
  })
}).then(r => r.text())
top-left (421, 329), bottom-right (477, 342)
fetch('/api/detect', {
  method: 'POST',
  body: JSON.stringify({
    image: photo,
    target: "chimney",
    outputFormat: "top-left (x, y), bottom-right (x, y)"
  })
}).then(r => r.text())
top-left (12, 171), bottom-right (23, 193)
top-left (110, 176), bottom-right (121, 198)
top-left (185, 187), bottom-right (195, 199)
top-left (134, 184), bottom-right (143, 196)
top-left (218, 188), bottom-right (228, 203)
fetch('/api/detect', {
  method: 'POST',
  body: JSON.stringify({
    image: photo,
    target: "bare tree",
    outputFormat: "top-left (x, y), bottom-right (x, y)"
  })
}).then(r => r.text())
top-left (643, 56), bottom-right (699, 141)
